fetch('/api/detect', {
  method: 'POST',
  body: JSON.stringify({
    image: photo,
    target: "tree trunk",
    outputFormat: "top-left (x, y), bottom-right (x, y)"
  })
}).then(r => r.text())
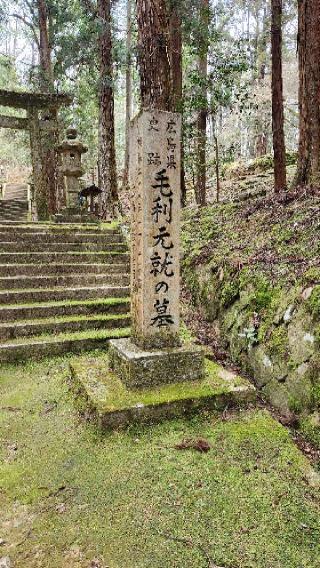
top-left (136, 0), bottom-right (171, 110)
top-left (168, 2), bottom-right (186, 206)
top-left (97, 0), bottom-right (118, 218)
top-left (271, 0), bottom-right (287, 192)
top-left (214, 131), bottom-right (220, 202)
top-left (37, 0), bottom-right (58, 219)
top-left (195, 0), bottom-right (209, 207)
top-left (38, 0), bottom-right (54, 89)
top-left (122, 0), bottom-right (133, 193)
top-left (28, 108), bottom-right (43, 221)
top-left (254, 2), bottom-right (269, 158)
top-left (295, 0), bottom-right (320, 186)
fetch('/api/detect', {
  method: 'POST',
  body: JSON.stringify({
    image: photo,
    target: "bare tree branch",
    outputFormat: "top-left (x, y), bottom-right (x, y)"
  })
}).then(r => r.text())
top-left (10, 13), bottom-right (40, 48)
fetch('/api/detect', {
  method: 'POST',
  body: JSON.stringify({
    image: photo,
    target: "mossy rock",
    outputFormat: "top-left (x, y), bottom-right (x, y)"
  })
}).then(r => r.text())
top-left (307, 285), bottom-right (320, 318)
top-left (286, 364), bottom-right (314, 413)
top-left (262, 379), bottom-right (290, 415)
top-left (300, 412), bottom-right (320, 448)
top-left (287, 312), bottom-right (317, 365)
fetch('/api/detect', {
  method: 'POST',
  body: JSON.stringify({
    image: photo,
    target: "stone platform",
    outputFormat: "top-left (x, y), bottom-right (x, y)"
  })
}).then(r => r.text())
top-left (109, 337), bottom-right (205, 389)
top-left (54, 207), bottom-right (98, 224)
top-left (70, 352), bottom-right (256, 430)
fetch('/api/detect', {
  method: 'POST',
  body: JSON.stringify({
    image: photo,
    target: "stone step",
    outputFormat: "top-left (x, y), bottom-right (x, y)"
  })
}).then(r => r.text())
top-left (0, 241), bottom-right (127, 253)
top-left (0, 232), bottom-right (124, 244)
top-left (0, 204), bottom-right (28, 211)
top-left (0, 263), bottom-right (130, 277)
top-left (0, 272), bottom-right (130, 290)
top-left (0, 215), bottom-right (28, 221)
top-left (0, 313), bottom-right (131, 341)
top-left (0, 223), bottom-right (120, 234)
top-left (0, 285), bottom-right (130, 305)
top-left (0, 252), bottom-right (129, 264)
top-left (0, 216), bottom-right (28, 222)
top-left (0, 326), bottom-right (131, 364)
top-left (0, 204), bottom-right (28, 209)
top-left (0, 297), bottom-right (130, 321)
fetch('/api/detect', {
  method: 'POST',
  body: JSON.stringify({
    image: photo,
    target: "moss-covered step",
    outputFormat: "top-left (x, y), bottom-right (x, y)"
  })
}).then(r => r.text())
top-left (0, 262), bottom-right (129, 277)
top-left (0, 231), bottom-right (123, 243)
top-left (70, 353), bottom-right (256, 430)
top-left (0, 222), bottom-right (118, 233)
top-left (0, 251), bottom-right (130, 264)
top-left (0, 285), bottom-right (130, 306)
top-left (0, 241), bottom-right (127, 253)
top-left (0, 270), bottom-right (129, 292)
top-left (0, 297), bottom-right (130, 323)
top-left (0, 313), bottom-right (131, 340)
top-left (0, 326), bottom-right (131, 363)
top-left (0, 297), bottom-right (130, 321)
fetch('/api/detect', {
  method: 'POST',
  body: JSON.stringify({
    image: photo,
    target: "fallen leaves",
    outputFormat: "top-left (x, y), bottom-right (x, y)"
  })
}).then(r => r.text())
top-left (174, 438), bottom-right (211, 453)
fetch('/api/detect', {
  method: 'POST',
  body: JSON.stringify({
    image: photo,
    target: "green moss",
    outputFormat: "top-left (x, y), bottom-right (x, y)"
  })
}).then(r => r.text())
top-left (267, 326), bottom-right (288, 358)
top-left (72, 355), bottom-right (250, 413)
top-left (220, 279), bottom-right (240, 308)
top-left (0, 312), bottom-right (130, 327)
top-left (2, 297), bottom-right (130, 310)
top-left (288, 395), bottom-right (304, 415)
top-left (307, 285), bottom-right (320, 318)
top-left (1, 326), bottom-right (131, 345)
top-left (0, 356), bottom-right (319, 567)
top-left (300, 413), bottom-right (320, 449)
top-left (179, 322), bottom-right (195, 344)
top-left (302, 267), bottom-right (320, 286)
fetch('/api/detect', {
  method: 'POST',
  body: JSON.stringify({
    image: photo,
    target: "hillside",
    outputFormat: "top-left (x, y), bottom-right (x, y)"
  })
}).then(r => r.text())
top-left (182, 183), bottom-right (320, 444)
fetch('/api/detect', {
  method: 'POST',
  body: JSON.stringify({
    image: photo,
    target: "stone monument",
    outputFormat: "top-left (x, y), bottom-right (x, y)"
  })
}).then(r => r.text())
top-left (109, 110), bottom-right (205, 389)
top-left (55, 127), bottom-right (90, 223)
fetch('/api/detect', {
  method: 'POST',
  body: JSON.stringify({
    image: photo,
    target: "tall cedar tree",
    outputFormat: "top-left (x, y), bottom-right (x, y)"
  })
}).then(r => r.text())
top-left (295, 0), bottom-right (320, 186)
top-left (168, 0), bottom-right (186, 206)
top-left (195, 0), bottom-right (209, 207)
top-left (37, 0), bottom-right (58, 218)
top-left (136, 0), bottom-right (171, 110)
top-left (271, 0), bottom-right (286, 191)
top-left (255, 2), bottom-right (269, 157)
top-left (136, 0), bottom-right (186, 204)
top-left (98, 0), bottom-right (118, 217)
top-left (122, 0), bottom-right (133, 193)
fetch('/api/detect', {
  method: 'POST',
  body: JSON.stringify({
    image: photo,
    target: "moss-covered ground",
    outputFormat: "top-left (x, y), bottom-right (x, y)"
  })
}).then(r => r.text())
top-left (182, 190), bottom-right (319, 282)
top-left (1, 354), bottom-right (320, 568)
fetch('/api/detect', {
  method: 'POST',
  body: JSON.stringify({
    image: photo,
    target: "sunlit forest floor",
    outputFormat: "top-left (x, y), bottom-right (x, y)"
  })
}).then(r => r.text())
top-left (1, 355), bottom-right (319, 568)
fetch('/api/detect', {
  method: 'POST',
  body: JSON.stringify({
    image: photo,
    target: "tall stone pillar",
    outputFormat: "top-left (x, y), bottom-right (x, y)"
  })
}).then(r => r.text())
top-left (110, 110), bottom-right (204, 390)
top-left (130, 110), bottom-right (181, 349)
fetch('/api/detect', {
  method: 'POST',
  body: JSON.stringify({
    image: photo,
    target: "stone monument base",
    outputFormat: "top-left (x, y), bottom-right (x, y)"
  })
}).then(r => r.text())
top-left (109, 337), bottom-right (205, 390)
top-left (70, 351), bottom-right (256, 431)
top-left (53, 207), bottom-right (98, 224)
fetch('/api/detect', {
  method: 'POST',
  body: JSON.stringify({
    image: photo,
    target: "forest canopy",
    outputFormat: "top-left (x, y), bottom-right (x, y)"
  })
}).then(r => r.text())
top-left (0, 0), bottom-right (317, 215)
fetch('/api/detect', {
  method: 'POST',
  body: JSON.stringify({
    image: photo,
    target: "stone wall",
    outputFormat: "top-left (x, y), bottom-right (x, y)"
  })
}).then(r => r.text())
top-left (183, 261), bottom-right (319, 419)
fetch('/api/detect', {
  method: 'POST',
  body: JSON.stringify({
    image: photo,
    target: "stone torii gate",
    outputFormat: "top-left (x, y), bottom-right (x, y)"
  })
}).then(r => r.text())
top-left (0, 89), bottom-right (72, 219)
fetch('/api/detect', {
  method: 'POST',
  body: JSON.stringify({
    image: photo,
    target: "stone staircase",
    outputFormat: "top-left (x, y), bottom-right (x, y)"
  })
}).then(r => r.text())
top-left (0, 183), bottom-right (29, 222)
top-left (0, 222), bottom-right (131, 363)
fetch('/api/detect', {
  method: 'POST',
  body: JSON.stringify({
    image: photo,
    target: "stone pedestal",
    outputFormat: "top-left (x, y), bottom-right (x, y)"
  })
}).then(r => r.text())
top-left (110, 109), bottom-right (205, 390)
top-left (109, 338), bottom-right (205, 390)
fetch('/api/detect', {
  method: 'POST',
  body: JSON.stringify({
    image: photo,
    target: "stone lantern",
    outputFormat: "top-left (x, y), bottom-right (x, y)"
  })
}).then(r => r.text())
top-left (56, 127), bottom-right (88, 221)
